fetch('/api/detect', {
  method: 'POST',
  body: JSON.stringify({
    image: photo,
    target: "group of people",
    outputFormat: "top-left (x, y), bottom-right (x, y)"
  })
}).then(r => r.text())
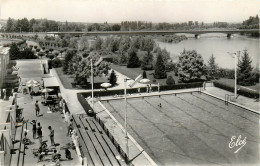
top-left (30, 120), bottom-right (55, 146)
top-left (30, 119), bottom-right (73, 165)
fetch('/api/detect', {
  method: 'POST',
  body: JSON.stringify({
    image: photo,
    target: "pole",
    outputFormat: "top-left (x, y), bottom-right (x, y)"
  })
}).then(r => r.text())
top-left (91, 59), bottom-right (94, 110)
top-left (234, 51), bottom-right (240, 98)
top-left (124, 78), bottom-right (129, 159)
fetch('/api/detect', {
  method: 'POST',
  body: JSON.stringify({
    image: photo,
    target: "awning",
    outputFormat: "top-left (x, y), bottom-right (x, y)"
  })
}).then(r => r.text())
top-left (43, 77), bottom-right (59, 88)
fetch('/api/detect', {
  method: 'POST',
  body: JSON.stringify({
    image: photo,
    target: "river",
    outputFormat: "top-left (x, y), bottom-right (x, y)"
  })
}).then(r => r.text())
top-left (156, 34), bottom-right (259, 69)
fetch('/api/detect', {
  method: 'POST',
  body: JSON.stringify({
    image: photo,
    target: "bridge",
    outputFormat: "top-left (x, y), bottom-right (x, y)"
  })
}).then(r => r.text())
top-left (1, 29), bottom-right (258, 38)
top-left (47, 29), bottom-right (259, 38)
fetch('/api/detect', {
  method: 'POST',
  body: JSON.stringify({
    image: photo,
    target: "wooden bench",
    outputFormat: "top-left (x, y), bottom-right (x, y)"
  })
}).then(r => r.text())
top-left (86, 117), bottom-right (126, 166)
top-left (94, 132), bottom-right (121, 166)
top-left (72, 115), bottom-right (82, 128)
top-left (79, 116), bottom-right (90, 130)
top-left (77, 133), bottom-right (94, 166)
top-left (102, 134), bottom-right (127, 166)
top-left (87, 131), bottom-right (112, 166)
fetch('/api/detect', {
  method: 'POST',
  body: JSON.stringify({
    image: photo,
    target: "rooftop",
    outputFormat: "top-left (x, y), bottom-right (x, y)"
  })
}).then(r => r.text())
top-left (0, 47), bottom-right (10, 55)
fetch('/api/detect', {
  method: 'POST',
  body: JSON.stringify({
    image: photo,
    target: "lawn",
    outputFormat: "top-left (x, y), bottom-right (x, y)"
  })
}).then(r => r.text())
top-left (55, 67), bottom-right (108, 89)
top-left (101, 92), bottom-right (259, 165)
top-left (111, 64), bottom-right (178, 85)
top-left (55, 67), bottom-right (76, 89)
top-left (217, 78), bottom-right (259, 92)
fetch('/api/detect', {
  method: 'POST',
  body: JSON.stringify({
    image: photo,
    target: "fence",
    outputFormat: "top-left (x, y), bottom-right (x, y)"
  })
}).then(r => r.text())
top-left (80, 82), bottom-right (203, 98)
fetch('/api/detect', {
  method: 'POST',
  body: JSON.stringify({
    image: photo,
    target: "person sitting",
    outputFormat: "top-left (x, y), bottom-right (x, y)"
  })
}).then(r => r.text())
top-left (52, 150), bottom-right (61, 162)
top-left (65, 149), bottom-right (73, 160)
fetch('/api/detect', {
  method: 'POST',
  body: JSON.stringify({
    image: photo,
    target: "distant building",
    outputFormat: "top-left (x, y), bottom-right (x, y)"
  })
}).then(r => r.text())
top-left (0, 47), bottom-right (10, 88)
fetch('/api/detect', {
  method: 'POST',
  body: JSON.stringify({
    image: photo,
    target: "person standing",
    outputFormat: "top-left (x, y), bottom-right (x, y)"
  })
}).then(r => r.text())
top-left (31, 120), bottom-right (37, 139)
top-left (35, 100), bottom-right (40, 117)
top-left (67, 119), bottom-right (73, 136)
top-left (37, 122), bottom-right (42, 143)
top-left (48, 126), bottom-right (55, 146)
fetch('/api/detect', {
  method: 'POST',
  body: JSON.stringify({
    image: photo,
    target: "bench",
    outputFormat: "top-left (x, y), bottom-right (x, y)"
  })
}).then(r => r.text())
top-left (79, 128), bottom-right (103, 166)
top-left (87, 131), bottom-right (112, 166)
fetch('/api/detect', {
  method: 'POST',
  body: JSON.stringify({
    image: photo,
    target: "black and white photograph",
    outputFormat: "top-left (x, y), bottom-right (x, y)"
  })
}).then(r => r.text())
top-left (0, 0), bottom-right (259, 165)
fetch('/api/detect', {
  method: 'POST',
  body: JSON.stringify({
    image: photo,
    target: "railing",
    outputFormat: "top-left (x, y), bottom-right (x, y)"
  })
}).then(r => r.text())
top-left (0, 133), bottom-right (12, 166)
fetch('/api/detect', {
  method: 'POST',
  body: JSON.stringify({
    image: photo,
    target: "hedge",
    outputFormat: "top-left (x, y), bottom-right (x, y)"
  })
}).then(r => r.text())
top-left (80, 82), bottom-right (203, 98)
top-left (213, 81), bottom-right (259, 98)
top-left (77, 93), bottom-right (94, 115)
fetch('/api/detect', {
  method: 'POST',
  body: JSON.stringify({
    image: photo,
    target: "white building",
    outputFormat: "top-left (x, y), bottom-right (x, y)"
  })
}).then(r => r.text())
top-left (0, 47), bottom-right (10, 88)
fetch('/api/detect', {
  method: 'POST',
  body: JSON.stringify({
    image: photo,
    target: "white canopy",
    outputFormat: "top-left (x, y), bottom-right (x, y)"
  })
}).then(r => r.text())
top-left (43, 77), bottom-right (59, 88)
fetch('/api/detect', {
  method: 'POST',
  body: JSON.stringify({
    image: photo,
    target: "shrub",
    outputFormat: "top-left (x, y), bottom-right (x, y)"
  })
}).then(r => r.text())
top-left (108, 70), bottom-right (117, 86)
top-left (20, 48), bottom-right (37, 59)
top-left (166, 76), bottom-right (175, 86)
top-left (80, 82), bottom-right (203, 98)
top-left (213, 81), bottom-right (259, 98)
top-left (51, 58), bottom-right (63, 68)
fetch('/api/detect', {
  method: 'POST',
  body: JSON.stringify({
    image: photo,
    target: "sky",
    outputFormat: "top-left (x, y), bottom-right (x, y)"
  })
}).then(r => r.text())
top-left (0, 0), bottom-right (259, 23)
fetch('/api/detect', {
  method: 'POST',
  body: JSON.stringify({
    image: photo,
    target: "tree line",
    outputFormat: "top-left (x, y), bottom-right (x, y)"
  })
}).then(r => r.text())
top-left (2, 17), bottom-right (85, 32)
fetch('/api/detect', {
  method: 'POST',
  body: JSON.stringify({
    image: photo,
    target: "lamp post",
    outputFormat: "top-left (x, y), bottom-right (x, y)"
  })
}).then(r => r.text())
top-left (227, 51), bottom-right (240, 98)
top-left (91, 59), bottom-right (94, 109)
top-left (124, 78), bottom-right (130, 159)
top-left (91, 57), bottom-right (104, 110)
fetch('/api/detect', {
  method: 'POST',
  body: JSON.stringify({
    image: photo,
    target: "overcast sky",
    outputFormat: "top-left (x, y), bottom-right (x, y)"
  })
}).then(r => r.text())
top-left (0, 0), bottom-right (259, 23)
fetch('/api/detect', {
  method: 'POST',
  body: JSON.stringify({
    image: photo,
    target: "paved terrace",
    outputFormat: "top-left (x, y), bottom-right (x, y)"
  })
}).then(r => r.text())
top-left (7, 59), bottom-right (81, 166)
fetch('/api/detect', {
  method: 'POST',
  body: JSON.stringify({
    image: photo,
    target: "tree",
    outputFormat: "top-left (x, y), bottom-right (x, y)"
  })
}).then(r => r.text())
top-left (112, 24), bottom-right (121, 31)
top-left (127, 48), bottom-right (140, 68)
top-left (38, 52), bottom-right (45, 59)
top-left (142, 37), bottom-right (155, 55)
top-left (9, 43), bottom-right (20, 60)
top-left (36, 48), bottom-right (41, 54)
top-left (55, 52), bottom-right (59, 57)
top-left (49, 48), bottom-right (54, 53)
top-left (6, 18), bottom-right (16, 32)
top-left (141, 52), bottom-right (153, 70)
top-left (161, 48), bottom-right (171, 65)
top-left (108, 70), bottom-right (117, 86)
top-left (63, 49), bottom-right (77, 73)
top-left (94, 36), bottom-right (103, 50)
top-left (60, 50), bottom-right (64, 57)
top-left (237, 49), bottom-right (255, 86)
top-left (154, 51), bottom-right (167, 79)
top-left (178, 50), bottom-right (204, 82)
top-left (207, 54), bottom-right (218, 80)
top-left (166, 76), bottom-right (175, 85)
top-left (74, 53), bottom-right (110, 85)
top-left (78, 36), bottom-right (89, 51)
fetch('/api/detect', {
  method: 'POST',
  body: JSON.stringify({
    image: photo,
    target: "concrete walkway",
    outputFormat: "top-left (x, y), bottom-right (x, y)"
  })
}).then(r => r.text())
top-left (204, 87), bottom-right (259, 112)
